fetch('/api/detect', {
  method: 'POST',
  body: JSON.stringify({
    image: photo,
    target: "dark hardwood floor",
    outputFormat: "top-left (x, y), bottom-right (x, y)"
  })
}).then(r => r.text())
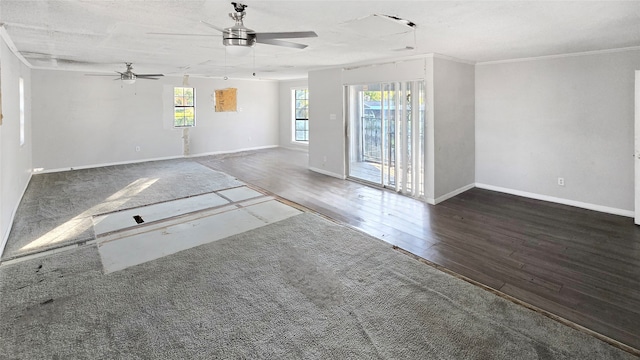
top-left (196, 148), bottom-right (640, 354)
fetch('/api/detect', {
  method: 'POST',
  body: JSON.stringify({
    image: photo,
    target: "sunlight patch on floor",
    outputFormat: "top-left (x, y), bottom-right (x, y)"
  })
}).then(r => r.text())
top-left (19, 178), bottom-right (158, 252)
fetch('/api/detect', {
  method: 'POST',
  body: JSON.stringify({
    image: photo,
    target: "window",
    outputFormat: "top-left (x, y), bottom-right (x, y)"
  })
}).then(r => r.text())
top-left (174, 87), bottom-right (195, 127)
top-left (19, 78), bottom-right (25, 146)
top-left (293, 89), bottom-right (309, 142)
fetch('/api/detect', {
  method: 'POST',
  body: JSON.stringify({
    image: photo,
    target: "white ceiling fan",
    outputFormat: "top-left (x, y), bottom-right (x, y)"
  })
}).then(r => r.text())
top-left (151, 2), bottom-right (318, 56)
top-left (85, 63), bottom-right (164, 84)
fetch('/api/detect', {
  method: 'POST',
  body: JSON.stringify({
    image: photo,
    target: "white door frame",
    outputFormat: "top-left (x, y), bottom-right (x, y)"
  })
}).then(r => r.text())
top-left (635, 71), bottom-right (640, 225)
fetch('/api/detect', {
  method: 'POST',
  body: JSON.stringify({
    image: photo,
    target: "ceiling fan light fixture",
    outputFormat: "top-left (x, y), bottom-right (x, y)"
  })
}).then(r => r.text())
top-left (222, 25), bottom-right (256, 57)
top-left (121, 71), bottom-right (137, 84)
top-left (225, 44), bottom-right (253, 56)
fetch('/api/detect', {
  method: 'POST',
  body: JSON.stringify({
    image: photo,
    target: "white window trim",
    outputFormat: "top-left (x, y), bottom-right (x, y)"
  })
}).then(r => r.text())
top-left (291, 87), bottom-right (309, 145)
top-left (19, 77), bottom-right (25, 146)
top-left (173, 86), bottom-right (196, 128)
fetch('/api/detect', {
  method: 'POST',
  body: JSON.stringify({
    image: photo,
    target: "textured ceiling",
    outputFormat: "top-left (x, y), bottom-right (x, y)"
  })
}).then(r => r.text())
top-left (1, 1), bottom-right (639, 80)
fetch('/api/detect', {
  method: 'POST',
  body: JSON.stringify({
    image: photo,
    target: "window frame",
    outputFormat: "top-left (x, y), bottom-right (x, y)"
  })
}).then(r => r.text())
top-left (291, 88), bottom-right (309, 144)
top-left (173, 87), bottom-right (196, 128)
top-left (19, 77), bottom-right (25, 146)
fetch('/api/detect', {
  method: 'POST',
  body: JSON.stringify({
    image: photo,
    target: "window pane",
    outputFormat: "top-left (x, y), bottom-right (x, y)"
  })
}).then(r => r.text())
top-left (185, 107), bottom-right (195, 121)
top-left (174, 108), bottom-right (185, 126)
top-left (174, 88), bottom-right (183, 97)
top-left (175, 96), bottom-right (183, 106)
top-left (296, 120), bottom-right (308, 131)
top-left (184, 88), bottom-right (194, 106)
top-left (296, 89), bottom-right (308, 100)
top-left (296, 108), bottom-right (309, 119)
top-left (295, 131), bottom-right (307, 141)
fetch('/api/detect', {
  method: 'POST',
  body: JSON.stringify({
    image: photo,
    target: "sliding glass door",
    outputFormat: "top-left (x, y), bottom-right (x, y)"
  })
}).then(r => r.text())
top-left (347, 83), bottom-right (383, 184)
top-left (347, 80), bottom-right (425, 198)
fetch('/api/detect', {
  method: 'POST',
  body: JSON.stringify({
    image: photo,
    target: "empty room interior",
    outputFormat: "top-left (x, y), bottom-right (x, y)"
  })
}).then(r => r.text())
top-left (1, 1), bottom-right (639, 358)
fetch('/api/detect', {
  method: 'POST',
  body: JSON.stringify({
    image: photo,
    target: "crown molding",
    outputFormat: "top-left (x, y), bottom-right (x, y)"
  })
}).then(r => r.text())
top-left (429, 53), bottom-right (476, 65)
top-left (477, 46), bottom-right (640, 65)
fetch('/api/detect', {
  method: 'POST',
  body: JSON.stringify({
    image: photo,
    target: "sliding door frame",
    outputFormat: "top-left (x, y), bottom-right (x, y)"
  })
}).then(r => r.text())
top-left (345, 80), bottom-right (427, 199)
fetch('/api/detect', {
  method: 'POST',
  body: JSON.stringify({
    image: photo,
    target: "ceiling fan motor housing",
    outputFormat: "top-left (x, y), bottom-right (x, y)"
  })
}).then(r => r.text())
top-left (223, 25), bottom-right (256, 47)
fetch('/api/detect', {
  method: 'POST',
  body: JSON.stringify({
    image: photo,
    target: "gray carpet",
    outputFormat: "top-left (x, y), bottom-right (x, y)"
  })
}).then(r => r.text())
top-left (0, 212), bottom-right (633, 359)
top-left (3, 159), bottom-right (242, 260)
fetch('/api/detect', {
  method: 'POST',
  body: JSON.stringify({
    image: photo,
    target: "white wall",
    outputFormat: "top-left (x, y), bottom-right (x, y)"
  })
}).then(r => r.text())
top-left (433, 57), bottom-right (475, 201)
top-left (308, 68), bottom-right (344, 178)
top-left (31, 70), bottom-right (279, 171)
top-left (179, 77), bottom-right (279, 157)
top-left (476, 49), bottom-right (640, 214)
top-left (0, 38), bottom-right (32, 257)
top-left (278, 79), bottom-right (308, 151)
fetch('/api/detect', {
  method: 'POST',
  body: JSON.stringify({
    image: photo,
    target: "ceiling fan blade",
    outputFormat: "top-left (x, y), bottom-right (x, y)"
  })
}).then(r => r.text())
top-left (255, 31), bottom-right (317, 40)
top-left (200, 21), bottom-right (227, 33)
top-left (137, 77), bottom-right (161, 80)
top-left (255, 38), bottom-right (308, 49)
top-left (148, 32), bottom-right (216, 37)
top-left (136, 74), bottom-right (164, 77)
top-left (85, 74), bottom-right (119, 76)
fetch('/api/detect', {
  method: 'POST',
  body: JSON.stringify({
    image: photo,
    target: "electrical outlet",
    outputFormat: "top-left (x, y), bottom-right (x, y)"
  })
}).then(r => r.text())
top-left (557, 177), bottom-right (565, 186)
top-left (135, 146), bottom-right (141, 152)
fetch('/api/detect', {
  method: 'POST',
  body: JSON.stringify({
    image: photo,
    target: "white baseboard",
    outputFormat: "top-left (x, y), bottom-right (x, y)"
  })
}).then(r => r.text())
top-left (35, 155), bottom-right (185, 174)
top-left (309, 166), bottom-right (346, 180)
top-left (34, 145), bottom-right (280, 174)
top-left (475, 183), bottom-right (634, 218)
top-left (280, 145), bottom-right (309, 153)
top-left (0, 172), bottom-right (33, 259)
top-left (434, 183), bottom-right (475, 204)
